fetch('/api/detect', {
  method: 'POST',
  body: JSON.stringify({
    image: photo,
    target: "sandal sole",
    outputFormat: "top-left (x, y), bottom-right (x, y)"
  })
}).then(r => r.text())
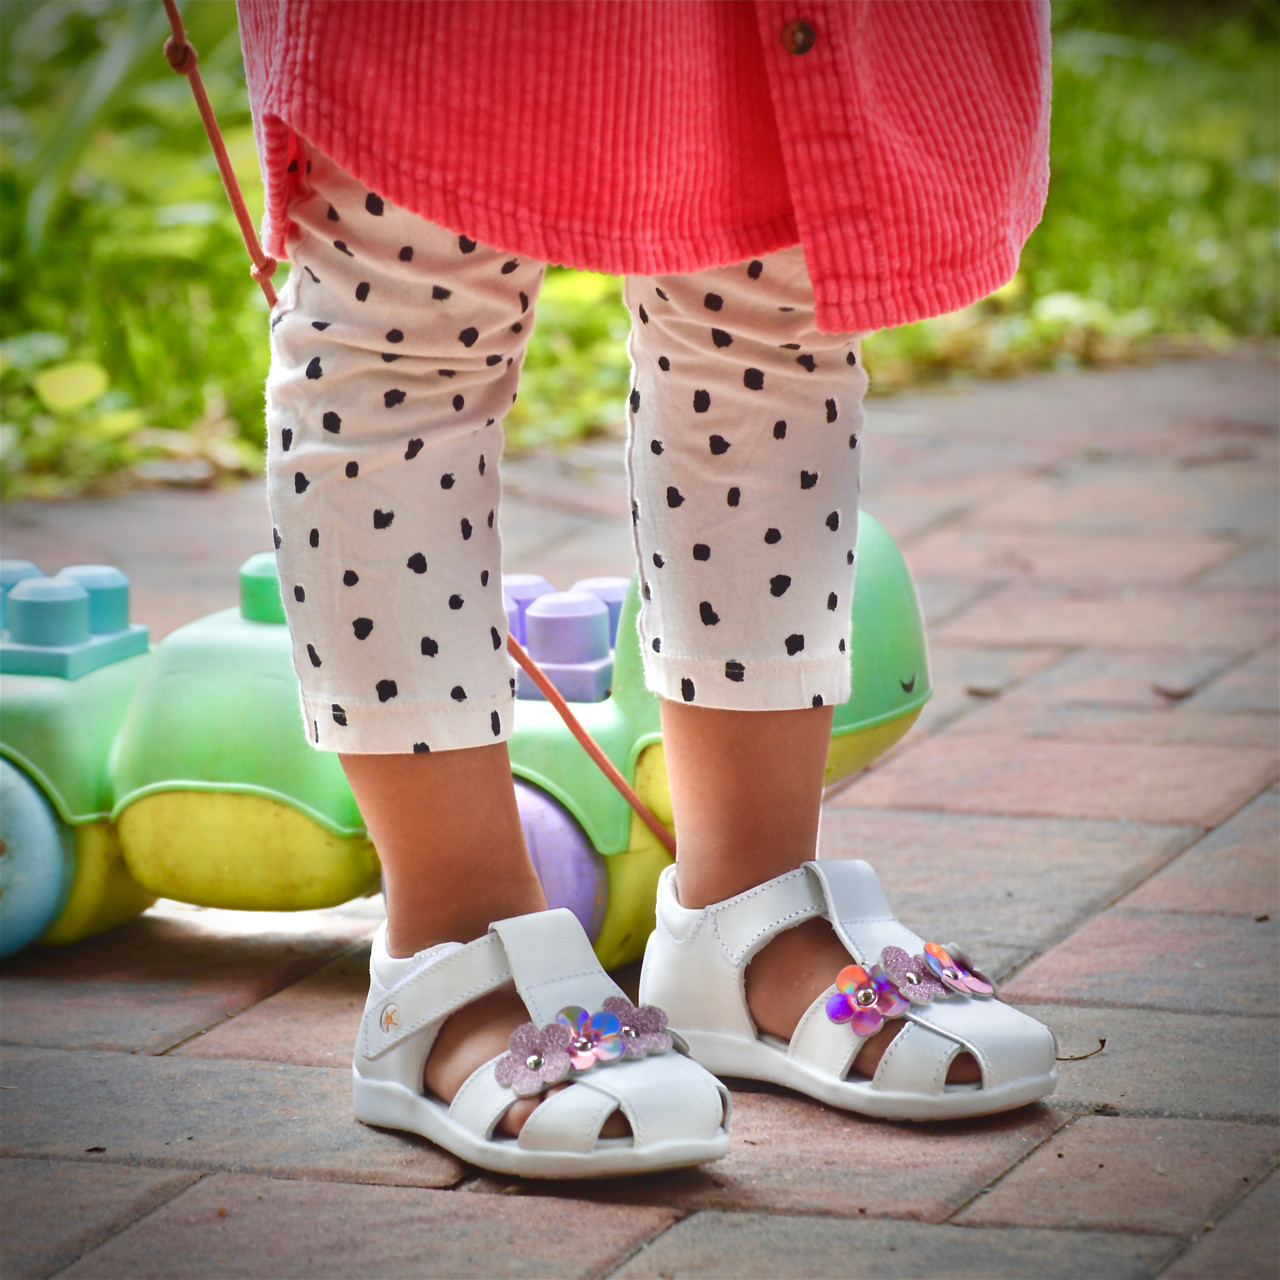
top-left (353, 1072), bottom-right (731, 1178)
top-left (681, 1029), bottom-right (1057, 1121)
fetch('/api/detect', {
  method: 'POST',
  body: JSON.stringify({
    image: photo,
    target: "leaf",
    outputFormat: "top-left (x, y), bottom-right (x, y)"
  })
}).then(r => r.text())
top-left (33, 361), bottom-right (109, 411)
top-left (0, 331), bottom-right (68, 372)
top-left (87, 407), bottom-right (144, 439)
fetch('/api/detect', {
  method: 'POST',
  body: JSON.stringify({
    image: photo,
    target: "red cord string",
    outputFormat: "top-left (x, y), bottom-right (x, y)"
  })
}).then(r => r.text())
top-left (162, 0), bottom-right (676, 857)
top-left (508, 637), bottom-right (676, 857)
top-left (163, 0), bottom-right (277, 306)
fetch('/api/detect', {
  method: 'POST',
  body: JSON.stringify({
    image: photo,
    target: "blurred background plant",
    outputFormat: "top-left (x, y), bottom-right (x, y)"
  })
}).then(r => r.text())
top-left (1, 0), bottom-right (1276, 499)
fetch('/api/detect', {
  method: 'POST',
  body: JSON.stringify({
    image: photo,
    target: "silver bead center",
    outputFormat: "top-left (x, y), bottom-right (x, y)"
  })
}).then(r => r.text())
top-left (525, 1053), bottom-right (543, 1071)
top-left (854, 987), bottom-right (877, 1007)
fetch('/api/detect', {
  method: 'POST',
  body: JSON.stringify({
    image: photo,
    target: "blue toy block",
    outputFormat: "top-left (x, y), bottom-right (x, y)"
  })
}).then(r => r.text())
top-left (0, 564), bottom-right (149, 681)
top-left (0, 561), bottom-right (43, 629)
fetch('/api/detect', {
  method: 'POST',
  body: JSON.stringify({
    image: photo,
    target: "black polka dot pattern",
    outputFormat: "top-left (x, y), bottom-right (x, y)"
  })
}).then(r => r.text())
top-left (624, 248), bottom-right (866, 712)
top-left (268, 160), bottom-right (860, 745)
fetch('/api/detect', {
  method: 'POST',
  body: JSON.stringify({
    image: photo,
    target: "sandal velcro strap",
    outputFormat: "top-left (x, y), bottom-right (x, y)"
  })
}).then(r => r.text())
top-left (362, 932), bottom-right (511, 1059)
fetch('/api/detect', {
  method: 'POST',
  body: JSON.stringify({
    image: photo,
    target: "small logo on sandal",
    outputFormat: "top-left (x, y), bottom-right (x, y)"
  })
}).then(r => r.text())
top-left (380, 1004), bottom-right (400, 1033)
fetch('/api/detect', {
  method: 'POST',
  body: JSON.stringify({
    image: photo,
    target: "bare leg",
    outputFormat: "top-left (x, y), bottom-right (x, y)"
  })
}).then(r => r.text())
top-left (660, 700), bottom-right (978, 1082)
top-left (342, 745), bottom-right (623, 1135)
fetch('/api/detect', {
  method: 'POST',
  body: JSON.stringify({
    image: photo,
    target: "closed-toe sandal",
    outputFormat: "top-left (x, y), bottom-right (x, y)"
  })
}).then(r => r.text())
top-left (353, 906), bottom-right (731, 1178)
top-left (640, 860), bottom-right (1056, 1121)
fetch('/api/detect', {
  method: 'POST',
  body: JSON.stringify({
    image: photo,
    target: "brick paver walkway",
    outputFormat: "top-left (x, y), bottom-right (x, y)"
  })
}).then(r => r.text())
top-left (3, 354), bottom-right (1277, 1279)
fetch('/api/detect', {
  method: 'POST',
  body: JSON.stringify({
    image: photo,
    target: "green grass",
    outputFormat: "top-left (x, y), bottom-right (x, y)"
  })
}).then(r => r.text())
top-left (1, 0), bottom-right (1276, 497)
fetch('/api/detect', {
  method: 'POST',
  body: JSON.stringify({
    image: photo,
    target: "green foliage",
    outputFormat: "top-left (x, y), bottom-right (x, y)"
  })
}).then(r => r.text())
top-left (1, 0), bottom-right (1276, 496)
top-left (864, 0), bottom-right (1279, 390)
top-left (506, 269), bottom-right (631, 453)
top-left (1, 0), bottom-right (267, 497)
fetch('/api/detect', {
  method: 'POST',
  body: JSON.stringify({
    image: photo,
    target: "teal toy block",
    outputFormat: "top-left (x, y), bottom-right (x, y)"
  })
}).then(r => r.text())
top-left (0, 563), bottom-right (149, 681)
top-left (0, 561), bottom-right (43, 629)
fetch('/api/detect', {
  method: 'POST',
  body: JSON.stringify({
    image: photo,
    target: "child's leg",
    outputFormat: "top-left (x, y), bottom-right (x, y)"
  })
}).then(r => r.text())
top-left (624, 252), bottom-right (976, 1083)
top-left (265, 146), bottom-right (559, 1128)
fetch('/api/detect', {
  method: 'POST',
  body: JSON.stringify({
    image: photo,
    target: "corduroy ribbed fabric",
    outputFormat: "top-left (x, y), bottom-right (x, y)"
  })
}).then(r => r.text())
top-left (237, 0), bottom-right (1051, 335)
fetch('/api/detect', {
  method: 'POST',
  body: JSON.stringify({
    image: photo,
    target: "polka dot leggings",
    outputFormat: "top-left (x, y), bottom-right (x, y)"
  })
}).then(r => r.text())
top-left (266, 146), bottom-right (867, 755)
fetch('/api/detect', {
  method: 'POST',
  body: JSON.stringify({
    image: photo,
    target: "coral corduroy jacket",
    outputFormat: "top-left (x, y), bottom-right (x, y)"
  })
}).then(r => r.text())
top-left (237, 0), bottom-right (1051, 334)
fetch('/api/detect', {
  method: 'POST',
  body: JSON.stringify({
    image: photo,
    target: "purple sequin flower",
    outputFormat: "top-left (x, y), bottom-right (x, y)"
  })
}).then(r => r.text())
top-left (602, 996), bottom-right (673, 1058)
top-left (925, 941), bottom-right (994, 997)
top-left (880, 946), bottom-right (948, 1005)
top-left (493, 1021), bottom-right (573, 1097)
top-left (825, 964), bottom-right (909, 1034)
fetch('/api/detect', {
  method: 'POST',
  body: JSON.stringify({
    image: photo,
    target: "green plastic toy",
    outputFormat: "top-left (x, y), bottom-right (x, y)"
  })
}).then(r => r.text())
top-left (0, 513), bottom-right (929, 968)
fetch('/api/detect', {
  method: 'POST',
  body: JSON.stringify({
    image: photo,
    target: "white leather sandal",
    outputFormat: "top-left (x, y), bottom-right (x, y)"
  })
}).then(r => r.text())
top-left (640, 860), bottom-right (1056, 1121)
top-left (353, 907), bottom-right (731, 1177)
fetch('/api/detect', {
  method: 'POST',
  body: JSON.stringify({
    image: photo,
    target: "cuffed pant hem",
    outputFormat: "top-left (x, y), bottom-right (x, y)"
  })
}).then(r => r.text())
top-left (642, 652), bottom-right (852, 711)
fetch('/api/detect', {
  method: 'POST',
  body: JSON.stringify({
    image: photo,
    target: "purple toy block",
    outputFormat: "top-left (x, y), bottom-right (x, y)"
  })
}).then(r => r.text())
top-left (502, 573), bottom-right (554, 644)
top-left (570, 576), bottom-right (630, 646)
top-left (514, 780), bottom-right (607, 940)
top-left (517, 590), bottom-right (614, 702)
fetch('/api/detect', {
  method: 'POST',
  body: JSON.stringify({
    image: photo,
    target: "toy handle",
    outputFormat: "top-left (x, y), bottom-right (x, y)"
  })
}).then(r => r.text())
top-left (161, 0), bottom-right (678, 860)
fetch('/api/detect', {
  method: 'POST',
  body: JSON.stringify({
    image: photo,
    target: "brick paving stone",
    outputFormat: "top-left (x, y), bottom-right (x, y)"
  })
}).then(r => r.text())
top-left (819, 809), bottom-right (1192, 956)
top-left (911, 578), bottom-right (994, 628)
top-left (176, 943), bottom-right (370, 1068)
top-left (1002, 910), bottom-right (1280, 1015)
top-left (609, 1211), bottom-right (1179, 1280)
top-left (502, 444), bottom-right (631, 523)
top-left (865, 358), bottom-right (1277, 459)
top-left (61, 1173), bottom-right (674, 1280)
top-left (1017, 1005), bottom-right (1279, 1122)
top-left (955, 1117), bottom-right (1280, 1238)
top-left (467, 1089), bottom-right (1066, 1222)
top-left (903, 528), bottom-right (1242, 588)
top-left (0, 1158), bottom-right (200, 1280)
top-left (509, 517), bottom-right (639, 586)
top-left (4, 484), bottom-right (273, 640)
top-left (972, 460), bottom-right (1278, 539)
top-left (913, 644), bottom-right (1066, 735)
top-left (1161, 1168), bottom-right (1280, 1279)
top-left (0, 1047), bottom-right (464, 1187)
top-left (837, 733), bottom-right (1278, 827)
top-left (1184, 646), bottom-right (1280, 716)
top-left (0, 903), bottom-right (377, 1055)
top-left (938, 587), bottom-right (1279, 650)
top-left (975, 648), bottom-right (1241, 711)
top-left (949, 698), bottom-right (1280, 750)
top-left (1198, 540), bottom-right (1280, 590)
top-left (1122, 792), bottom-right (1280, 919)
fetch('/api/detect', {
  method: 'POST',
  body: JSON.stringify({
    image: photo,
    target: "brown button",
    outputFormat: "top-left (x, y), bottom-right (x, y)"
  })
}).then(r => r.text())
top-left (780, 19), bottom-right (816, 55)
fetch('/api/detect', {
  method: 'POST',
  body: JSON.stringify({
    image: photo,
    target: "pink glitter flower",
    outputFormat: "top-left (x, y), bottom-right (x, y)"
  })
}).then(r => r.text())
top-left (493, 1021), bottom-right (573, 1097)
top-left (880, 946), bottom-right (949, 1005)
top-left (602, 996), bottom-right (673, 1058)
